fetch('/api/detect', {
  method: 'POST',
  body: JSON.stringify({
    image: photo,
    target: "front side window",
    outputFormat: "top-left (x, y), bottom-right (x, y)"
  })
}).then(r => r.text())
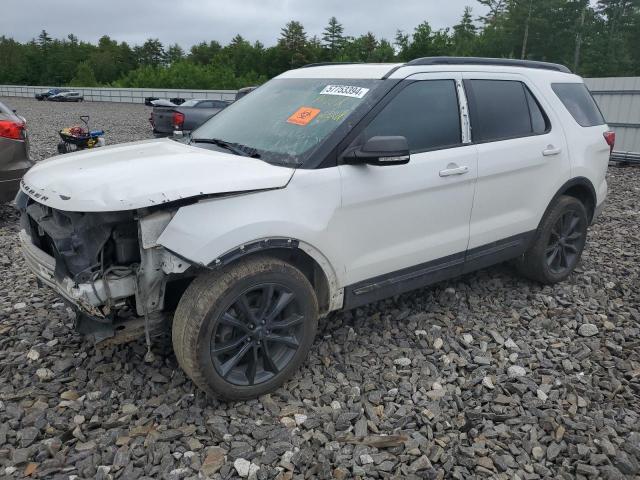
top-left (363, 80), bottom-right (462, 153)
top-left (466, 79), bottom-right (549, 142)
top-left (192, 78), bottom-right (382, 166)
top-left (551, 83), bottom-right (605, 127)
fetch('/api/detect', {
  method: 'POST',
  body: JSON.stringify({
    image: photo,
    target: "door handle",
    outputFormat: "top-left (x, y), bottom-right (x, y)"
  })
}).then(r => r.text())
top-left (542, 145), bottom-right (562, 156)
top-left (439, 165), bottom-right (469, 177)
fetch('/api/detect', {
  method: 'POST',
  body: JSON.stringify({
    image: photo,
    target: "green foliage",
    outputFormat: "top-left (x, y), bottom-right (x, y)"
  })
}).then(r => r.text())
top-left (1, 3), bottom-right (639, 90)
top-left (323, 16), bottom-right (346, 55)
top-left (70, 61), bottom-right (98, 87)
top-left (453, 7), bottom-right (478, 56)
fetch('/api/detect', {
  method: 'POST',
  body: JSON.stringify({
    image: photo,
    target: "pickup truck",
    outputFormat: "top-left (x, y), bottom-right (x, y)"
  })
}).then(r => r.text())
top-left (149, 99), bottom-right (231, 137)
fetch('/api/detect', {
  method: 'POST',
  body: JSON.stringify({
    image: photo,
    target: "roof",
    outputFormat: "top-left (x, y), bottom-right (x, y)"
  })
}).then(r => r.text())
top-left (278, 63), bottom-right (402, 79)
top-left (406, 57), bottom-right (571, 73)
top-left (281, 57), bottom-right (576, 81)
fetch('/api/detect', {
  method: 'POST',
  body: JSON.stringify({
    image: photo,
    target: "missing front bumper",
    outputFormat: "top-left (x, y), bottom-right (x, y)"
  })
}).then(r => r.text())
top-left (75, 312), bottom-right (169, 346)
top-left (19, 229), bottom-right (136, 319)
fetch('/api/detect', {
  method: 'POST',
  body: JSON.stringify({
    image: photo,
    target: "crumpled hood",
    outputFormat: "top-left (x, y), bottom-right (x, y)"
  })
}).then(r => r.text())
top-left (21, 138), bottom-right (295, 212)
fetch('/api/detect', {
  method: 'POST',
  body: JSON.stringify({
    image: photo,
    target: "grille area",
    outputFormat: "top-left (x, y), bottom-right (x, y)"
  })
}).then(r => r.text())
top-left (23, 201), bottom-right (140, 283)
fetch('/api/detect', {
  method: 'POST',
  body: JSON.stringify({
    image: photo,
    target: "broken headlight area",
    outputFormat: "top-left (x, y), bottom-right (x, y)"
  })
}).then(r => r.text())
top-left (24, 202), bottom-right (140, 284)
top-left (20, 199), bottom-right (194, 343)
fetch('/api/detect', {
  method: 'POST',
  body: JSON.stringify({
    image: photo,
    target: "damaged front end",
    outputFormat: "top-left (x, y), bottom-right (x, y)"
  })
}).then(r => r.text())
top-left (17, 192), bottom-right (194, 344)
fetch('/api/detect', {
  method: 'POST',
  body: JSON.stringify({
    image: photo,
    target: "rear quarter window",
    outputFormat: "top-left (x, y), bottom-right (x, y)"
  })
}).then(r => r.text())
top-left (551, 83), bottom-right (605, 127)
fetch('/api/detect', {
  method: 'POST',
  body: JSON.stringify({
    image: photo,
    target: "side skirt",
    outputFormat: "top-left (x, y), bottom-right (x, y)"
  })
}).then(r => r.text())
top-left (342, 231), bottom-right (535, 310)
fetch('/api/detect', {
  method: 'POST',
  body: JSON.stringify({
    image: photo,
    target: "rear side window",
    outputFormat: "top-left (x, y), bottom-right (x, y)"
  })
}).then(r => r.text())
top-left (551, 83), bottom-right (605, 127)
top-left (525, 89), bottom-right (548, 134)
top-left (465, 79), bottom-right (549, 142)
top-left (363, 80), bottom-right (461, 153)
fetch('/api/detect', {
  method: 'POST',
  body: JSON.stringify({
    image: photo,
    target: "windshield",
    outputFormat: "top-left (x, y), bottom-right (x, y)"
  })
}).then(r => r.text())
top-left (180, 99), bottom-right (200, 107)
top-left (191, 78), bottom-right (382, 166)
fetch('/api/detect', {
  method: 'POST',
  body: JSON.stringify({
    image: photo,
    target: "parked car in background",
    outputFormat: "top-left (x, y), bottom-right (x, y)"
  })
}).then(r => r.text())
top-left (0, 101), bottom-right (32, 203)
top-left (235, 86), bottom-right (257, 100)
top-left (35, 88), bottom-right (69, 101)
top-left (149, 98), bottom-right (231, 136)
top-left (17, 57), bottom-right (611, 400)
top-left (49, 91), bottom-right (84, 102)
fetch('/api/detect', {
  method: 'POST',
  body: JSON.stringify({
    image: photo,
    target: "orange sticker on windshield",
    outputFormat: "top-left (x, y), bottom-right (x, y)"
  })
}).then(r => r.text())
top-left (287, 106), bottom-right (320, 126)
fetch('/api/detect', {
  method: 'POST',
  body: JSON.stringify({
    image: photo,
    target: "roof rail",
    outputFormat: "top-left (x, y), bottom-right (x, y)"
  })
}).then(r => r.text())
top-left (300, 62), bottom-right (362, 68)
top-left (405, 56), bottom-right (572, 73)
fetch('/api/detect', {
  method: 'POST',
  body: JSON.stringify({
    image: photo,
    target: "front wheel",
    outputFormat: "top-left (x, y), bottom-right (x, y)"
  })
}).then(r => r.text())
top-left (172, 256), bottom-right (318, 400)
top-left (517, 195), bottom-right (588, 284)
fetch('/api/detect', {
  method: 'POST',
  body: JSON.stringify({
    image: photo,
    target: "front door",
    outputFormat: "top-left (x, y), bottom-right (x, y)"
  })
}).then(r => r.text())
top-left (334, 75), bottom-right (478, 305)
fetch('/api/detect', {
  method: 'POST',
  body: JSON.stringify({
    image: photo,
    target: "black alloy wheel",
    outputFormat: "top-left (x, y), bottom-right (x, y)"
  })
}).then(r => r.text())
top-left (545, 210), bottom-right (584, 274)
top-left (172, 255), bottom-right (318, 400)
top-left (210, 283), bottom-right (304, 386)
top-left (517, 195), bottom-right (588, 284)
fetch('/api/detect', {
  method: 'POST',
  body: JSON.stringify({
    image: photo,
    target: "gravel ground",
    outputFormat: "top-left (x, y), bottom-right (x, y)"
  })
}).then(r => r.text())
top-left (1, 97), bottom-right (152, 161)
top-left (0, 97), bottom-right (639, 480)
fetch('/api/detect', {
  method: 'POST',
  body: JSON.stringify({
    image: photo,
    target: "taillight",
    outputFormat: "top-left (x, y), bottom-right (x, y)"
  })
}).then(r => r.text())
top-left (603, 131), bottom-right (615, 154)
top-left (172, 111), bottom-right (185, 130)
top-left (0, 120), bottom-right (25, 140)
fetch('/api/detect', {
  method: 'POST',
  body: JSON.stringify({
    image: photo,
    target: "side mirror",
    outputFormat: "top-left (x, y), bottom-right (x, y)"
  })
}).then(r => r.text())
top-left (343, 136), bottom-right (410, 166)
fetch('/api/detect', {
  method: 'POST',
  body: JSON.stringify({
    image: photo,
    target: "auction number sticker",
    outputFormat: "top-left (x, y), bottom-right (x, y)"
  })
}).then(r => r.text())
top-left (320, 85), bottom-right (370, 98)
top-left (287, 106), bottom-right (321, 126)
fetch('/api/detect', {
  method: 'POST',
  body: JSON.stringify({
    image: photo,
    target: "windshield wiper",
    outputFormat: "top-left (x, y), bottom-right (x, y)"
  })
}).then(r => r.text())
top-left (190, 138), bottom-right (260, 158)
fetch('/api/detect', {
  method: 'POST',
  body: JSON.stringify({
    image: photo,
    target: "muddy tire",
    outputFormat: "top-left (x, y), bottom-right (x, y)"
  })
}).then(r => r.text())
top-left (172, 255), bottom-right (318, 400)
top-left (517, 195), bottom-right (588, 284)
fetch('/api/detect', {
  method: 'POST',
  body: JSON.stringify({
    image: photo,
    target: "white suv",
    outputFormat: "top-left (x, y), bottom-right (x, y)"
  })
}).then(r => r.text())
top-left (18, 57), bottom-right (612, 400)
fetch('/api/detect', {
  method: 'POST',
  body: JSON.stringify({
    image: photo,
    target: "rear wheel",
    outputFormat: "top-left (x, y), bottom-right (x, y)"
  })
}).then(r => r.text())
top-left (517, 195), bottom-right (588, 284)
top-left (172, 256), bottom-right (318, 400)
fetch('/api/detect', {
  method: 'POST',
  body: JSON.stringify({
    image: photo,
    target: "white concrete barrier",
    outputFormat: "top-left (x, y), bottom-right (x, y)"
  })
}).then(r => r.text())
top-left (0, 85), bottom-right (237, 104)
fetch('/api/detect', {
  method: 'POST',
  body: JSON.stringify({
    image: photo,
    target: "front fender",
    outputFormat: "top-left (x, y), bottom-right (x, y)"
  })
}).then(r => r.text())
top-left (157, 167), bottom-right (345, 285)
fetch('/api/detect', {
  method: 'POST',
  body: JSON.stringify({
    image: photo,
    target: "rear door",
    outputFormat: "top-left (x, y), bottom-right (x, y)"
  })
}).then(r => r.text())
top-left (335, 74), bottom-right (478, 302)
top-left (462, 73), bottom-right (571, 270)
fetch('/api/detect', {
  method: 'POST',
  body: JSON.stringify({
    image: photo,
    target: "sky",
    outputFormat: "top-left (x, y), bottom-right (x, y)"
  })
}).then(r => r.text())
top-left (2, 0), bottom-right (488, 48)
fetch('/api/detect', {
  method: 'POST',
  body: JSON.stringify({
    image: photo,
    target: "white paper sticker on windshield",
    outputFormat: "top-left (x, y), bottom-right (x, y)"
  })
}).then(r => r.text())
top-left (320, 85), bottom-right (370, 99)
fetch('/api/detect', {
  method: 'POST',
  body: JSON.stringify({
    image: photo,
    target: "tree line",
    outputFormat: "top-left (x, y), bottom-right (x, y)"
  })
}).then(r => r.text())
top-left (0, 0), bottom-right (638, 90)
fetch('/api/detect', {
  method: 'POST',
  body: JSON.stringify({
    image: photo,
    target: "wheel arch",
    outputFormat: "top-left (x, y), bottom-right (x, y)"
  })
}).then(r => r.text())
top-left (207, 238), bottom-right (343, 316)
top-left (546, 177), bottom-right (597, 224)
